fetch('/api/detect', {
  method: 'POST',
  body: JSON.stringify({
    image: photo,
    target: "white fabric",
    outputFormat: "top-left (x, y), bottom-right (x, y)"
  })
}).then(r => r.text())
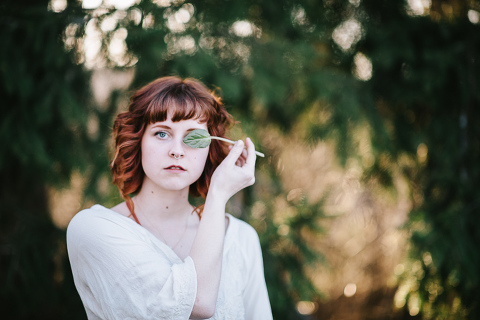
top-left (67, 204), bottom-right (273, 320)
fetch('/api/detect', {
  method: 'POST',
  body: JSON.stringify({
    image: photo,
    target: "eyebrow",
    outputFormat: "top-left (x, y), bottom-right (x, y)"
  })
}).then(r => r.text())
top-left (151, 124), bottom-right (200, 132)
top-left (151, 124), bottom-right (171, 130)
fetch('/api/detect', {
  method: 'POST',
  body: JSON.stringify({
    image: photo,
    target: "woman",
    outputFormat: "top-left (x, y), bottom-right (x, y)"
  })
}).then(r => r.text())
top-left (67, 76), bottom-right (273, 319)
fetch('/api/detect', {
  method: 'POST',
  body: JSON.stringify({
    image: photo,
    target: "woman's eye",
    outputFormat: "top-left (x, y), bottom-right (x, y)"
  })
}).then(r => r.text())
top-left (155, 131), bottom-right (168, 139)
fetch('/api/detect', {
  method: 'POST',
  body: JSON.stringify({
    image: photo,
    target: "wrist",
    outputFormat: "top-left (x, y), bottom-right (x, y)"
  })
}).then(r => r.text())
top-left (205, 186), bottom-right (229, 208)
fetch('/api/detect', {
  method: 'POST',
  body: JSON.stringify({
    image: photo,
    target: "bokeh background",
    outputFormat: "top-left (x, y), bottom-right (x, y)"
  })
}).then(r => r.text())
top-left (1, 0), bottom-right (479, 319)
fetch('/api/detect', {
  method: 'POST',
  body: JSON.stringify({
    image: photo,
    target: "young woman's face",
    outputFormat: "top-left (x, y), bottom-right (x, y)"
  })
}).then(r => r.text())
top-left (140, 116), bottom-right (210, 193)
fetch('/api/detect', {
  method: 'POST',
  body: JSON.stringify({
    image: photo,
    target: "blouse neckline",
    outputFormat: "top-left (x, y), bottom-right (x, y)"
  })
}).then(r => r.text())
top-left (90, 204), bottom-right (235, 262)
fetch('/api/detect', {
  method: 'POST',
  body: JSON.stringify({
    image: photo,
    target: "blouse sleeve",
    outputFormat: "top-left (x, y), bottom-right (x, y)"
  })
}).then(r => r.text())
top-left (66, 209), bottom-right (197, 320)
top-left (242, 226), bottom-right (273, 320)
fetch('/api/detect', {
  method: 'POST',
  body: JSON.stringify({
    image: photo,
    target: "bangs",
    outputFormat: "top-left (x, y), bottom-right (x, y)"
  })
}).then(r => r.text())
top-left (144, 89), bottom-right (213, 125)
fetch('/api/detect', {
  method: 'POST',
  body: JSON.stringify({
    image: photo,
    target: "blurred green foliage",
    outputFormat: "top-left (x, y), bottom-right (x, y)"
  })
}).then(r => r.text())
top-left (358, 1), bottom-right (480, 318)
top-left (0, 0), bottom-right (91, 318)
top-left (1, 0), bottom-right (480, 319)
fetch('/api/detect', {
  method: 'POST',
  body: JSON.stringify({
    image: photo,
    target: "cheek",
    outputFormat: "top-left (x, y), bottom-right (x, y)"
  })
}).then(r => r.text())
top-left (140, 138), bottom-right (159, 171)
top-left (193, 148), bottom-right (210, 171)
top-left (201, 147), bottom-right (210, 164)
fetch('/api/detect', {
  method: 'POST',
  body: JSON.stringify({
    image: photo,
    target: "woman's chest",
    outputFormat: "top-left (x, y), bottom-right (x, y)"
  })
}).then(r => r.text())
top-left (168, 216), bottom-right (231, 260)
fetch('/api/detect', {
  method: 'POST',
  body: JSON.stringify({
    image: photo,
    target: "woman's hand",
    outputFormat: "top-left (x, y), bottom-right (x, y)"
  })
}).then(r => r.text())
top-left (208, 138), bottom-right (257, 203)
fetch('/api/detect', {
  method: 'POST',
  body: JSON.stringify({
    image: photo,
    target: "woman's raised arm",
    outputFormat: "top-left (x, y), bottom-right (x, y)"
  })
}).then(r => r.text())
top-left (189, 138), bottom-right (257, 318)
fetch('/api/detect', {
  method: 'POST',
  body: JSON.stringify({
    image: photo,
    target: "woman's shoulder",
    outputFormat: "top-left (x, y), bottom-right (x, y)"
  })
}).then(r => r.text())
top-left (68, 204), bottom-right (116, 227)
top-left (67, 204), bottom-right (141, 245)
top-left (226, 214), bottom-right (261, 245)
top-left (227, 213), bottom-right (256, 232)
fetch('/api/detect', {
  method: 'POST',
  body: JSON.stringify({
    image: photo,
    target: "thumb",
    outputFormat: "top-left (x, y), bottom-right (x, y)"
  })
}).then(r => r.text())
top-left (224, 140), bottom-right (244, 165)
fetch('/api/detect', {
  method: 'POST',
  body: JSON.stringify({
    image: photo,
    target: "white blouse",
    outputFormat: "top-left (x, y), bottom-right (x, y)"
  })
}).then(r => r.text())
top-left (67, 204), bottom-right (272, 320)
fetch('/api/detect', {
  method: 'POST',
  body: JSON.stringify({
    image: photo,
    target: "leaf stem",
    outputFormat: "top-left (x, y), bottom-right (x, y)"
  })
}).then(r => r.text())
top-left (210, 137), bottom-right (265, 157)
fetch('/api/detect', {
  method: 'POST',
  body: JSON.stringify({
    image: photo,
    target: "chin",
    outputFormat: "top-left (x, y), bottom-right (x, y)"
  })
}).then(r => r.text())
top-left (161, 180), bottom-right (196, 192)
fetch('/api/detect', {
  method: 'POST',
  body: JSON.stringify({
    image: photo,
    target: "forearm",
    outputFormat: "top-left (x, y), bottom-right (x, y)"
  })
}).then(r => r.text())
top-left (189, 138), bottom-right (256, 318)
top-left (189, 190), bottom-right (227, 318)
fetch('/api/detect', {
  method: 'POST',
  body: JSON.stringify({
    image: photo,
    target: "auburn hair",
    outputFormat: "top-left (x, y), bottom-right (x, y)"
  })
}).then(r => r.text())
top-left (111, 76), bottom-right (233, 220)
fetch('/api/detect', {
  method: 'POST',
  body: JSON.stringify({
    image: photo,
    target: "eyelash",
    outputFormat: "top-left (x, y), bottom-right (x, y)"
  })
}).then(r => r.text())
top-left (155, 131), bottom-right (169, 139)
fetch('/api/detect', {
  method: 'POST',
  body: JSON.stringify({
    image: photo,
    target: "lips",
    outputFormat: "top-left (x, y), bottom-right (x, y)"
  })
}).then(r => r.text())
top-left (165, 165), bottom-right (186, 171)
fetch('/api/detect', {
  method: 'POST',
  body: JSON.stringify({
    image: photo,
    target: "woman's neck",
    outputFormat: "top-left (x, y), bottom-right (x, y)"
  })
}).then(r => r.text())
top-left (133, 180), bottom-right (193, 222)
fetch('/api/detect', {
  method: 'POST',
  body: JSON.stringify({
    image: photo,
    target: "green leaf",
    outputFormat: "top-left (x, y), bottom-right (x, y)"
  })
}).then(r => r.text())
top-left (183, 129), bottom-right (212, 148)
top-left (183, 129), bottom-right (265, 157)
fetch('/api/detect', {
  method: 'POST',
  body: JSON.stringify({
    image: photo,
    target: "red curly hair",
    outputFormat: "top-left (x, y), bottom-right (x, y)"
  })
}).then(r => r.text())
top-left (111, 76), bottom-right (233, 221)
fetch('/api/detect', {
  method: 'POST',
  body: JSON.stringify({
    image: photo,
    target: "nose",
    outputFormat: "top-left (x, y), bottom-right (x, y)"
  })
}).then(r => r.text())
top-left (169, 138), bottom-right (185, 160)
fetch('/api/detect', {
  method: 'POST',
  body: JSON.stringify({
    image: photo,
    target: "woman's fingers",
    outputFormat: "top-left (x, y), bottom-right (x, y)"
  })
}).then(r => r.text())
top-left (228, 141), bottom-right (251, 167)
top-left (244, 137), bottom-right (257, 169)
top-left (237, 148), bottom-right (247, 167)
top-left (210, 138), bottom-right (257, 201)
top-left (224, 140), bottom-right (245, 166)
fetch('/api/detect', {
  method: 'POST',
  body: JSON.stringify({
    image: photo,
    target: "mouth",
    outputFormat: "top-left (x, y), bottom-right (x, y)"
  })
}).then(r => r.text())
top-left (165, 165), bottom-right (186, 171)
